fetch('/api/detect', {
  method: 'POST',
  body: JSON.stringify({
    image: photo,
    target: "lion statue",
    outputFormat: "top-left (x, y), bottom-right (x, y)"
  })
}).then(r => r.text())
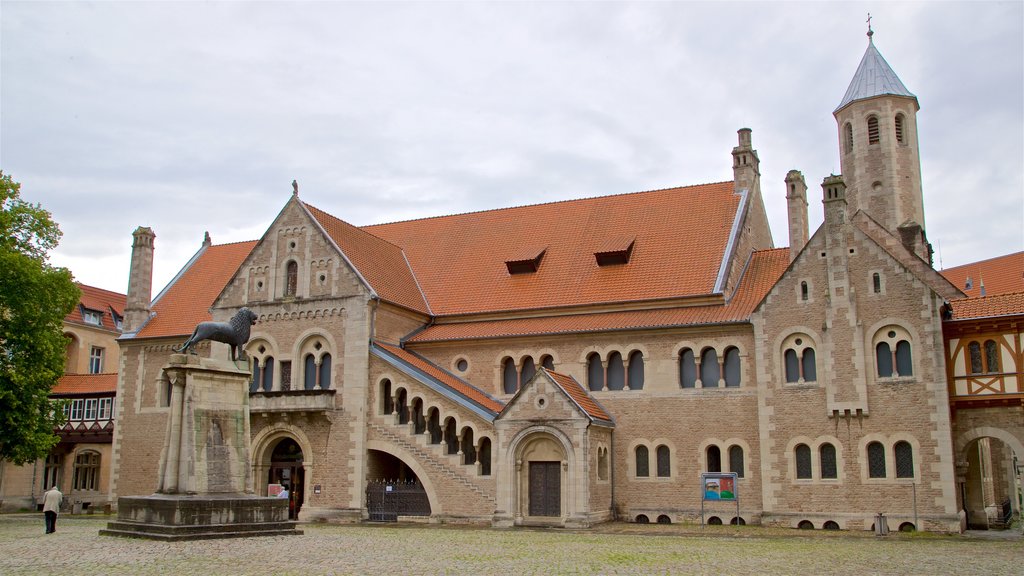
top-left (176, 307), bottom-right (258, 361)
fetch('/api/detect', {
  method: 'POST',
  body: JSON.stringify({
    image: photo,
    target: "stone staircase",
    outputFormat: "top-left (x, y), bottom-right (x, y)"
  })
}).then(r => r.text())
top-left (369, 416), bottom-right (495, 511)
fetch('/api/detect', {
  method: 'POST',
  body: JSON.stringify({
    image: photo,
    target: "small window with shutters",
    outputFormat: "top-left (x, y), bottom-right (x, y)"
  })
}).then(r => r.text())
top-left (867, 116), bottom-right (880, 145)
top-left (895, 113), bottom-right (905, 144)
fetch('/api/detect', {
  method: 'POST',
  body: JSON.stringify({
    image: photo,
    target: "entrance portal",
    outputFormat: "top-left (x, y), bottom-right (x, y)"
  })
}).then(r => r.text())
top-left (528, 462), bottom-right (561, 516)
top-left (961, 436), bottom-right (1021, 530)
top-left (268, 438), bottom-right (304, 520)
top-left (365, 450), bottom-right (431, 521)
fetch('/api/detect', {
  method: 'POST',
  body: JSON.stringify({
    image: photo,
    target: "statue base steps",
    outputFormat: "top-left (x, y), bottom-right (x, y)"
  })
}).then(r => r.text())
top-left (100, 494), bottom-right (302, 541)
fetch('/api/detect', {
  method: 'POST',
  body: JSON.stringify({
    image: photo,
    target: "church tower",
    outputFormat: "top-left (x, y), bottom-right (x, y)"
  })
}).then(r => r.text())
top-left (834, 27), bottom-right (926, 248)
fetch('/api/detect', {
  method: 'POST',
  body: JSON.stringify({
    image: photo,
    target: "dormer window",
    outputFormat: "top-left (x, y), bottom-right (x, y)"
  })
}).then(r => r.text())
top-left (81, 307), bottom-right (103, 326)
top-left (594, 237), bottom-right (635, 266)
top-left (505, 247), bottom-right (546, 275)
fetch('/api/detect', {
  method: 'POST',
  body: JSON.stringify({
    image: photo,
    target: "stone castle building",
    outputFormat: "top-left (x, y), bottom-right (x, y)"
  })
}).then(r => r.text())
top-left (109, 33), bottom-right (1023, 532)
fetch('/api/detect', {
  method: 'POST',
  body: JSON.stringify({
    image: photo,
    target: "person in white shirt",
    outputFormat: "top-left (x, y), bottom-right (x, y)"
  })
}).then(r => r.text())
top-left (42, 486), bottom-right (62, 534)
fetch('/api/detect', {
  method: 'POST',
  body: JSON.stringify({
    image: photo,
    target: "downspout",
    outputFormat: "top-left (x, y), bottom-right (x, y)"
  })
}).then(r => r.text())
top-left (609, 430), bottom-right (616, 521)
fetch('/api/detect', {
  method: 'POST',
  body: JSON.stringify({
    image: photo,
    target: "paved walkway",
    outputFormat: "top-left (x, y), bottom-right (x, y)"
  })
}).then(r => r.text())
top-left (0, 514), bottom-right (1020, 575)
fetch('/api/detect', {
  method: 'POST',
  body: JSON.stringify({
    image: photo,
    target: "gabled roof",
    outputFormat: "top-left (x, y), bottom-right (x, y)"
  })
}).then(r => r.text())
top-left (543, 369), bottom-right (614, 425)
top-left (407, 248), bottom-right (789, 343)
top-left (134, 240), bottom-right (258, 339)
top-left (304, 203), bottom-right (429, 314)
top-left (836, 36), bottom-right (917, 113)
top-left (370, 341), bottom-right (504, 417)
top-left (51, 373), bottom-right (118, 396)
top-left (65, 283), bottom-right (126, 332)
top-left (364, 182), bottom-right (744, 316)
top-left (851, 211), bottom-right (962, 301)
top-left (940, 251), bottom-right (1024, 298)
top-left (949, 291), bottom-right (1024, 321)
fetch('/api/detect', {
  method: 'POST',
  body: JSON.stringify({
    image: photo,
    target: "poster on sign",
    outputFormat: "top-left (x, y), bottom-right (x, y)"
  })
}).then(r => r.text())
top-left (700, 472), bottom-right (739, 527)
top-left (268, 483), bottom-right (284, 497)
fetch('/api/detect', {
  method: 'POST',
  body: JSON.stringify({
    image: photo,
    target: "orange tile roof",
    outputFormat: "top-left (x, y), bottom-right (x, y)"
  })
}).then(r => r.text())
top-left (364, 182), bottom-right (742, 315)
top-left (304, 203), bottom-right (429, 314)
top-left (136, 241), bottom-right (258, 339)
top-left (949, 291), bottom-right (1024, 320)
top-left (407, 248), bottom-right (790, 342)
top-left (65, 283), bottom-right (127, 332)
top-left (941, 251), bottom-right (1024, 299)
top-left (52, 373), bottom-right (117, 396)
top-left (544, 369), bottom-right (613, 423)
top-left (372, 341), bottom-right (504, 414)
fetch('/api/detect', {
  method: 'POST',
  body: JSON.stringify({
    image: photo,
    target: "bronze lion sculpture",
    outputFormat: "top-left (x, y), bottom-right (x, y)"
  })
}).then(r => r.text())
top-left (176, 307), bottom-right (258, 361)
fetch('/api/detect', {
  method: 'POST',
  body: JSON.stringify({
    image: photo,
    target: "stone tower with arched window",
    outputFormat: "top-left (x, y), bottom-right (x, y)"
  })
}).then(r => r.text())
top-left (833, 30), bottom-right (926, 259)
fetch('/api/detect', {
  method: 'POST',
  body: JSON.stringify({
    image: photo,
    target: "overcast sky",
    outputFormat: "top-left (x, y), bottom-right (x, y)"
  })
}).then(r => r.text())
top-left (2, 1), bottom-right (1022, 296)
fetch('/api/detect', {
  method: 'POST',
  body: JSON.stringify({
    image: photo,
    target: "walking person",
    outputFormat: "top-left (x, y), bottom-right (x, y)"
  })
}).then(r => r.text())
top-left (42, 485), bottom-right (62, 534)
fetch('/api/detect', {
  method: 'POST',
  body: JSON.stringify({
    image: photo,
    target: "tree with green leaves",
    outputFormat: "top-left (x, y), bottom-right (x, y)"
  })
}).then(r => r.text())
top-left (0, 171), bottom-right (79, 464)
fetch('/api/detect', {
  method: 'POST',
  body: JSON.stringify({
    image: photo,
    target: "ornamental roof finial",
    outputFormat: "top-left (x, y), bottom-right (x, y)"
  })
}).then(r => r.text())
top-left (866, 12), bottom-right (874, 41)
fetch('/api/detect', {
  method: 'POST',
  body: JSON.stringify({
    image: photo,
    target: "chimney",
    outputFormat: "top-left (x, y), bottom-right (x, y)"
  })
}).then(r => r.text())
top-left (732, 128), bottom-right (760, 194)
top-left (124, 226), bottom-right (155, 333)
top-left (821, 174), bottom-right (847, 229)
top-left (785, 170), bottom-right (809, 261)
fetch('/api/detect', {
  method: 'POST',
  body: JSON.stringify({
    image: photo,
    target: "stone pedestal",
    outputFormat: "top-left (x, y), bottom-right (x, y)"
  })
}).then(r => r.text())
top-left (102, 355), bottom-right (301, 540)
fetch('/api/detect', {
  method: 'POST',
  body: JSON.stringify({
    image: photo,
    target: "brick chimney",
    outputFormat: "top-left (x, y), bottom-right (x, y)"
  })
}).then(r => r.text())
top-left (785, 170), bottom-right (809, 261)
top-left (124, 226), bottom-right (155, 333)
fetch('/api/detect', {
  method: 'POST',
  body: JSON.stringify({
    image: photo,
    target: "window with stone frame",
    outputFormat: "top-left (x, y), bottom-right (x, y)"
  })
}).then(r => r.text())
top-left (894, 441), bottom-right (914, 479)
top-left (478, 438), bottom-right (491, 476)
top-left (706, 445), bottom-right (722, 473)
top-left (285, 260), bottom-right (298, 297)
top-left (587, 353), bottom-right (604, 392)
top-left (89, 346), bottom-right (104, 374)
top-left (318, 354), bottom-right (332, 389)
top-left (606, 351), bottom-right (626, 391)
top-left (843, 122), bottom-right (854, 154)
top-left (867, 115), bottom-right (880, 144)
top-left (597, 447), bottom-right (608, 481)
top-left (723, 347), bottom-right (741, 387)
top-left (875, 327), bottom-right (912, 378)
top-left (894, 113), bottom-right (905, 144)
top-left (261, 357), bottom-right (274, 391)
top-left (795, 444), bottom-right (812, 479)
top-left (729, 445), bottom-right (744, 478)
top-left (867, 441), bottom-right (886, 478)
top-left (627, 351), bottom-right (645, 390)
top-left (679, 348), bottom-right (697, 388)
top-left (43, 453), bottom-right (62, 490)
top-left (820, 443), bottom-right (838, 479)
top-left (73, 451), bottom-right (100, 491)
top-left (502, 357), bottom-right (518, 394)
top-left (656, 445), bottom-right (671, 478)
top-left (635, 445), bottom-right (649, 478)
top-left (381, 379), bottom-right (394, 415)
top-left (520, 356), bottom-right (537, 388)
top-left (304, 354), bottom-right (317, 390)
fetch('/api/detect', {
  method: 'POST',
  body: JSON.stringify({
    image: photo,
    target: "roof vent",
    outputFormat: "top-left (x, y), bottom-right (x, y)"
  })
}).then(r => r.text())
top-left (594, 237), bottom-right (635, 266)
top-left (505, 247), bottom-right (546, 275)
top-left (964, 276), bottom-right (973, 291)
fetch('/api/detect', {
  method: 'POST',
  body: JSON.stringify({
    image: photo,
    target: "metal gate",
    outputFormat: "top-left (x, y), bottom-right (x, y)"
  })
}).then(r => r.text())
top-left (366, 479), bottom-right (431, 521)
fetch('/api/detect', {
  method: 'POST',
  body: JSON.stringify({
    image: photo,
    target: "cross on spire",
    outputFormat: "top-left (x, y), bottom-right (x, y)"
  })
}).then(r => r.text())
top-left (866, 13), bottom-right (874, 40)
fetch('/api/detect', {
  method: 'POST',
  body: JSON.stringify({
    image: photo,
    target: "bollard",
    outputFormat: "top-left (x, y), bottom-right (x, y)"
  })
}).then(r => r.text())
top-left (874, 512), bottom-right (888, 536)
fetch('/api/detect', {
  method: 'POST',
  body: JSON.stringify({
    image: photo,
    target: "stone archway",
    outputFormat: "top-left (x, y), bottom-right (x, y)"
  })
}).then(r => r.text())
top-left (507, 428), bottom-right (575, 525)
top-left (955, 426), bottom-right (1024, 530)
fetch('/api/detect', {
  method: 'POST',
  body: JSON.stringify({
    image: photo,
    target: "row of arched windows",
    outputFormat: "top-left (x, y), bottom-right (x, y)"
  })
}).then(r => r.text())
top-left (783, 327), bottom-right (916, 383)
top-left (867, 440), bottom-right (915, 479)
top-left (792, 440), bottom-right (914, 481)
top-left (631, 444), bottom-right (745, 479)
top-left (251, 353), bottom-right (332, 392)
top-left (795, 443), bottom-right (838, 480)
top-left (502, 355), bottom-right (555, 394)
top-left (843, 113), bottom-right (907, 153)
top-left (587, 350), bottom-right (645, 391)
top-left (967, 339), bottom-right (1001, 374)
top-left (705, 444), bottom-right (745, 478)
top-left (679, 347), bottom-right (741, 388)
top-left (380, 379), bottom-right (492, 476)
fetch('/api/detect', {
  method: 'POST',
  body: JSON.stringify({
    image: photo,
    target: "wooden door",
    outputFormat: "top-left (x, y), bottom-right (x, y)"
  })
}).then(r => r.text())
top-left (528, 461), bottom-right (561, 517)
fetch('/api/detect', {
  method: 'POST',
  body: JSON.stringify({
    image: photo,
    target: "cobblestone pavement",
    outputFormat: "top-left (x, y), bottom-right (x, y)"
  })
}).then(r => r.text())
top-left (0, 514), bottom-right (1020, 575)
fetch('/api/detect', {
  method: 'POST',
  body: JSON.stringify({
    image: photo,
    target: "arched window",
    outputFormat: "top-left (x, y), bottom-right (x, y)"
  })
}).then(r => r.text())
top-left (540, 355), bottom-right (555, 371)
top-left (304, 354), bottom-right (317, 390)
top-left (520, 356), bottom-right (536, 388)
top-left (784, 349), bottom-right (800, 383)
top-left (872, 272), bottom-right (881, 293)
top-left (250, 362), bottom-right (262, 393)
top-left (895, 341), bottom-right (912, 376)
top-left (844, 122), bottom-right (853, 154)
top-left (285, 260), bottom-right (298, 297)
top-left (729, 445), bottom-right (744, 478)
top-left (262, 357), bottom-right (274, 391)
top-left (867, 441), bottom-right (886, 478)
top-left (894, 441), bottom-right (914, 478)
top-left (587, 353), bottom-right (604, 392)
top-left (984, 340), bottom-right (1000, 373)
top-left (876, 342), bottom-right (894, 378)
top-left (598, 447), bottom-right (608, 481)
top-left (802, 349), bottom-right (817, 381)
top-left (318, 354), bottom-right (331, 389)
top-left (396, 389), bottom-right (408, 424)
top-left (502, 357), bottom-right (518, 394)
top-left (606, 351), bottom-right (625, 391)
top-left (427, 408), bottom-right (441, 444)
top-left (478, 437), bottom-right (492, 476)
top-left (820, 443), bottom-right (838, 479)
top-left (679, 348), bottom-right (697, 388)
top-left (461, 429), bottom-right (476, 465)
top-left (723, 347), bottom-right (741, 387)
top-left (867, 116), bottom-right (879, 145)
top-left (412, 398), bottom-right (426, 435)
top-left (795, 444), bottom-right (812, 479)
top-left (381, 379), bottom-right (393, 415)
top-left (444, 419), bottom-right (458, 455)
top-left (701, 348), bottom-right (720, 388)
top-left (73, 451), bottom-right (100, 491)
top-left (627, 351), bottom-right (645, 390)
top-left (894, 113), bottom-right (905, 144)
top-left (800, 281), bottom-right (808, 301)
top-left (706, 445), bottom-right (722, 473)
top-left (635, 445), bottom-right (649, 478)
top-left (656, 445), bottom-right (671, 478)
top-left (968, 341), bottom-right (983, 374)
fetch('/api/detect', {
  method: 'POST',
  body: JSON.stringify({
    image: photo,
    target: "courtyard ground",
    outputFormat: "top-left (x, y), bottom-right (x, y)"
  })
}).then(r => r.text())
top-left (0, 513), bottom-right (1019, 575)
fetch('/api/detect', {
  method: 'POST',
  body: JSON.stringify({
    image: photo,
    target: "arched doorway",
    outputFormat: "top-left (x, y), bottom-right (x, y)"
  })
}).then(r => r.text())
top-left (960, 434), bottom-right (1021, 530)
top-left (515, 433), bottom-right (567, 521)
top-left (365, 449), bottom-right (431, 521)
top-left (268, 438), bottom-right (304, 519)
